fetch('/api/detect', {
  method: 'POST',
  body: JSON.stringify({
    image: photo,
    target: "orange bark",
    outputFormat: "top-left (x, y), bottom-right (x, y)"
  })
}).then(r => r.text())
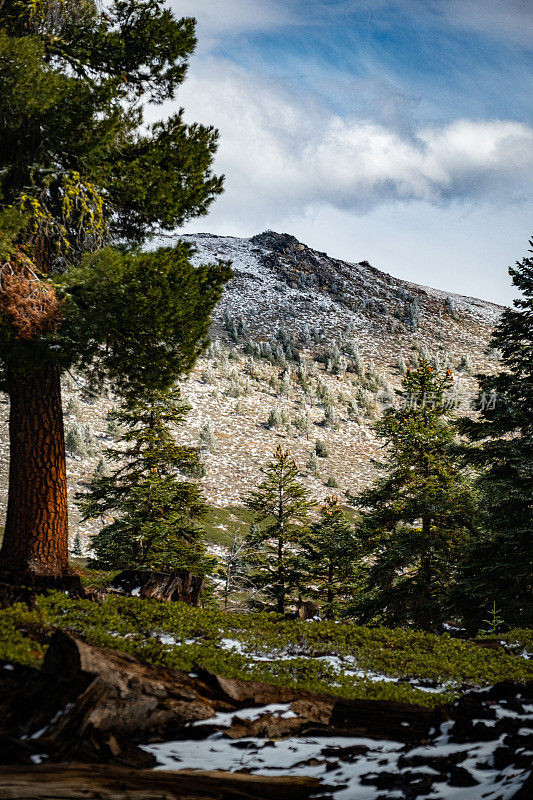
top-left (0, 363), bottom-right (69, 576)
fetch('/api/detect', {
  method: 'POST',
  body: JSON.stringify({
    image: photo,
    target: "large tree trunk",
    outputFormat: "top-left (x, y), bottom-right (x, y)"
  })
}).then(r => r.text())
top-left (0, 362), bottom-right (69, 576)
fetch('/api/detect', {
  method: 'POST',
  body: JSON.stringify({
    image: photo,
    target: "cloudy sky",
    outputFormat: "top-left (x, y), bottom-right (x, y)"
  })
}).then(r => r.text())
top-left (166, 1), bottom-right (532, 305)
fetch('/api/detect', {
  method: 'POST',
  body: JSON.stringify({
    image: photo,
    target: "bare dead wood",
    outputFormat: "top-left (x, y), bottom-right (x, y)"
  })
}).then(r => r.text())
top-left (0, 764), bottom-right (323, 800)
top-left (37, 632), bottom-right (228, 751)
top-left (109, 570), bottom-right (204, 605)
top-left (298, 601), bottom-right (319, 620)
top-left (199, 670), bottom-right (445, 742)
top-left (1, 631), bottom-right (446, 770)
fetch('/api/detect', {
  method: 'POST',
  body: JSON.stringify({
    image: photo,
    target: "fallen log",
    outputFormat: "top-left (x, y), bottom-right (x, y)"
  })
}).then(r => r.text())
top-left (0, 764), bottom-right (323, 800)
top-left (199, 670), bottom-right (443, 742)
top-left (34, 631), bottom-right (227, 761)
top-left (45, 632), bottom-right (445, 744)
top-left (1, 632), bottom-right (446, 767)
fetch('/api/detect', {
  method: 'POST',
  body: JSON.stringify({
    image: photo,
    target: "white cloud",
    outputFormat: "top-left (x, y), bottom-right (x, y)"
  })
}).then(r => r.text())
top-left (173, 60), bottom-right (533, 226)
top-left (154, 3), bottom-right (532, 305)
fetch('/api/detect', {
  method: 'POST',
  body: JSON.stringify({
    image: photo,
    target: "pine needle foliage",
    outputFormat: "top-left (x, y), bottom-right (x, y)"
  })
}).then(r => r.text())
top-left (354, 360), bottom-right (478, 631)
top-left (78, 387), bottom-right (211, 574)
top-left (300, 496), bottom-right (361, 619)
top-left (0, 0), bottom-right (231, 389)
top-left (458, 240), bottom-right (533, 626)
top-left (244, 446), bottom-right (316, 614)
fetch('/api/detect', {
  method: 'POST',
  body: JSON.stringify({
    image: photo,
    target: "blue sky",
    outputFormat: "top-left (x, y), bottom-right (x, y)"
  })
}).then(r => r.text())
top-left (166, 1), bottom-right (533, 304)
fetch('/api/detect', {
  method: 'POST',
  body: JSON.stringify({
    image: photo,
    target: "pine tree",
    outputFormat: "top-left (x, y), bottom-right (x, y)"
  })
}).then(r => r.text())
top-left (199, 420), bottom-right (216, 452)
top-left (244, 446), bottom-right (315, 614)
top-left (315, 439), bottom-right (329, 458)
top-left (93, 458), bottom-right (109, 480)
top-left (300, 496), bottom-right (360, 619)
top-left (354, 361), bottom-right (477, 630)
top-left (0, 1), bottom-right (229, 577)
top-left (78, 388), bottom-right (211, 575)
top-left (458, 241), bottom-right (533, 626)
top-left (71, 533), bottom-right (83, 558)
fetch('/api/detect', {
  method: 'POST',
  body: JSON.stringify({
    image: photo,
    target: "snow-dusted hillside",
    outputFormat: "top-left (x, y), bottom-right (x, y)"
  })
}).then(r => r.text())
top-left (152, 231), bottom-right (501, 502)
top-left (0, 231), bottom-right (504, 549)
top-left (177, 230), bottom-right (501, 348)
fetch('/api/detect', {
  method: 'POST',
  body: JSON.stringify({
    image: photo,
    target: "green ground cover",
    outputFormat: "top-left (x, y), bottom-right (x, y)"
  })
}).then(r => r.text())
top-left (1, 593), bottom-right (531, 709)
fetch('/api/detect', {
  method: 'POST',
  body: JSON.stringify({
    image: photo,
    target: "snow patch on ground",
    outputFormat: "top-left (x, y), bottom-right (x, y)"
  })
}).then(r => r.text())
top-left (143, 723), bottom-right (529, 799)
top-left (218, 639), bottom-right (453, 694)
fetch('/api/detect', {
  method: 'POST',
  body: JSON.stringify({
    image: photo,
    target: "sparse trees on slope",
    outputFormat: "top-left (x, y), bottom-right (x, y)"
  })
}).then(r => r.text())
top-left (300, 496), bottom-right (360, 619)
top-left (0, 1), bottom-right (229, 577)
top-left (79, 388), bottom-right (211, 575)
top-left (244, 446), bottom-right (315, 614)
top-left (354, 361), bottom-right (478, 631)
top-left (457, 241), bottom-right (533, 626)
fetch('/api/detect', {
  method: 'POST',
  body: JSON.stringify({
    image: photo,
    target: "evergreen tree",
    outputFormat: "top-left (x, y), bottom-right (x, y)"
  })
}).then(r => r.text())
top-left (458, 241), bottom-right (533, 626)
top-left (0, 1), bottom-right (229, 576)
top-left (244, 446), bottom-right (315, 614)
top-left (78, 388), bottom-right (211, 575)
top-left (354, 361), bottom-right (477, 630)
top-left (71, 533), bottom-right (83, 558)
top-left (300, 496), bottom-right (360, 619)
top-left (93, 457), bottom-right (109, 480)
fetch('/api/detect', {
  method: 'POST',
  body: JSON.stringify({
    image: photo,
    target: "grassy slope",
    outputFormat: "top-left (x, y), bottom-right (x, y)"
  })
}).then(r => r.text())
top-left (1, 593), bottom-right (531, 710)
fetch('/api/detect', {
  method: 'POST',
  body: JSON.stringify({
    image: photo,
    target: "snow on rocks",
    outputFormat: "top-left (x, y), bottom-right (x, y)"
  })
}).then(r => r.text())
top-left (143, 682), bottom-right (533, 799)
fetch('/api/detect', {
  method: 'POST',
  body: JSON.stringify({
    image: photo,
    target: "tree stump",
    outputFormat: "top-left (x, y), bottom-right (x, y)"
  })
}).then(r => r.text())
top-left (0, 571), bottom-right (85, 609)
top-left (298, 601), bottom-right (319, 620)
top-left (108, 569), bottom-right (204, 605)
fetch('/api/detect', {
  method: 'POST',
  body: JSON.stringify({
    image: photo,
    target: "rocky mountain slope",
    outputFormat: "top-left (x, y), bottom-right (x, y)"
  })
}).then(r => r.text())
top-left (0, 231), bottom-right (504, 551)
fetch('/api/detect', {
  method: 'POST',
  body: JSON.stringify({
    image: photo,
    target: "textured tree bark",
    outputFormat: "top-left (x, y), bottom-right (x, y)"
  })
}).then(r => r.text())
top-left (0, 362), bottom-right (69, 576)
top-left (0, 764), bottom-right (322, 800)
